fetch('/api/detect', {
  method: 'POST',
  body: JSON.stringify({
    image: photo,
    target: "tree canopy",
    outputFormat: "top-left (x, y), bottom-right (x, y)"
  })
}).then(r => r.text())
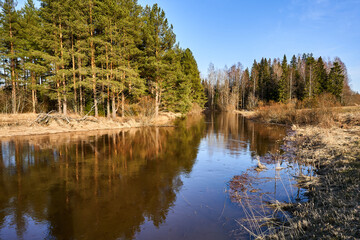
top-left (203, 54), bottom-right (351, 110)
top-left (0, 0), bottom-right (205, 116)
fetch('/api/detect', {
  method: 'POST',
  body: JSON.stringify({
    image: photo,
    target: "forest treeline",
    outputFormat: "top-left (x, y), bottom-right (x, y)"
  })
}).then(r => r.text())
top-left (0, 0), bottom-right (205, 116)
top-left (203, 54), bottom-right (357, 111)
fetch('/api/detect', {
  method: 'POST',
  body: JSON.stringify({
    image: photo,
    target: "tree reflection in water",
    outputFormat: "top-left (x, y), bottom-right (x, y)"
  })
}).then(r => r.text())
top-left (205, 113), bottom-right (286, 157)
top-left (0, 118), bottom-right (205, 240)
top-left (0, 113), bottom-right (292, 240)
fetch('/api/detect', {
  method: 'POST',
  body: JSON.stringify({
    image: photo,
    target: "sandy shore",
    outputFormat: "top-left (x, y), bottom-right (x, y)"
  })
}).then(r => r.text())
top-left (0, 112), bottom-right (182, 138)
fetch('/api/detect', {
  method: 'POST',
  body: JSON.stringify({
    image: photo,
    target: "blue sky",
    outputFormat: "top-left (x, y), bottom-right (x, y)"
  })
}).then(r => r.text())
top-left (17, 0), bottom-right (360, 92)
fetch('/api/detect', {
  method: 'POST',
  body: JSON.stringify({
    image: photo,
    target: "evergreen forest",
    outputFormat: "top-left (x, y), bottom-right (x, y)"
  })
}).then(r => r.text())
top-left (0, 0), bottom-right (206, 116)
top-left (203, 54), bottom-right (353, 111)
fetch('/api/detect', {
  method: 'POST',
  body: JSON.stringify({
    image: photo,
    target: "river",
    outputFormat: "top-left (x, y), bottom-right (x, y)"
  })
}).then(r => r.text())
top-left (0, 113), bottom-right (309, 239)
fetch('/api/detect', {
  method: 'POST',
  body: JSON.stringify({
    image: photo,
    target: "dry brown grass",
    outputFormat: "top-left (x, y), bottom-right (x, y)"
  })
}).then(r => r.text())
top-left (262, 125), bottom-right (360, 239)
top-left (0, 113), bottom-right (38, 126)
top-left (255, 102), bottom-right (341, 127)
top-left (253, 95), bottom-right (360, 127)
top-left (230, 111), bottom-right (360, 239)
top-left (0, 111), bottom-right (181, 138)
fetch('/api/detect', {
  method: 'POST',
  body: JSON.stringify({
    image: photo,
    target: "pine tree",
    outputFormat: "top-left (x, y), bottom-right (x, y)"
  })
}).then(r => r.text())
top-left (305, 54), bottom-right (315, 98)
top-left (72, 0), bottom-right (90, 115)
top-left (141, 4), bottom-right (176, 117)
top-left (0, 0), bottom-right (20, 113)
top-left (0, 0), bottom-right (206, 115)
top-left (329, 62), bottom-right (344, 100)
top-left (161, 47), bottom-right (191, 112)
top-left (241, 68), bottom-right (250, 108)
top-left (39, 0), bottom-right (63, 113)
top-left (19, 0), bottom-right (47, 113)
top-left (289, 55), bottom-right (297, 100)
top-left (180, 48), bottom-right (205, 108)
top-left (88, 0), bottom-right (98, 117)
top-left (250, 60), bottom-right (258, 97)
top-left (314, 56), bottom-right (329, 95)
top-left (278, 55), bottom-right (288, 102)
top-left (117, 0), bottom-right (144, 117)
top-left (65, 0), bottom-right (86, 114)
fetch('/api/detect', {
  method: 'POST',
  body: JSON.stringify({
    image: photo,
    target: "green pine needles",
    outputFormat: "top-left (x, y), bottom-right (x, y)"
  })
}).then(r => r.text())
top-left (0, 0), bottom-right (205, 116)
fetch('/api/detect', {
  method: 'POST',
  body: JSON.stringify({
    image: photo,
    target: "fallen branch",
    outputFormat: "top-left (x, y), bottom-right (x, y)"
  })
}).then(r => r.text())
top-left (32, 111), bottom-right (98, 126)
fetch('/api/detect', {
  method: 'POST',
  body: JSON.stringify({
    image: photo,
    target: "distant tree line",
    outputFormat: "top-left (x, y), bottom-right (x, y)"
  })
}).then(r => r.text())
top-left (0, 0), bottom-right (205, 116)
top-left (204, 54), bottom-right (354, 110)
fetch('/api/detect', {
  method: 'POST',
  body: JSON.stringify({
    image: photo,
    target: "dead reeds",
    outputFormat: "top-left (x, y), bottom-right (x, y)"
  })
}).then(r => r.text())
top-left (230, 117), bottom-right (360, 239)
top-left (254, 94), bottom-right (347, 127)
top-left (264, 125), bottom-right (359, 239)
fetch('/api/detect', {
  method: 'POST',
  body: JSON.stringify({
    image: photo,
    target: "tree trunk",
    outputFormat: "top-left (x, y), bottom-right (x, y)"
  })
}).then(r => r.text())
top-left (128, 57), bottom-right (132, 93)
top-left (253, 72), bottom-right (256, 97)
top-left (72, 35), bottom-right (77, 113)
top-left (107, 89), bottom-right (110, 118)
top-left (155, 46), bottom-right (160, 118)
top-left (112, 92), bottom-right (116, 119)
top-left (59, 19), bottom-right (67, 116)
top-left (155, 83), bottom-right (159, 118)
top-left (290, 71), bottom-right (293, 101)
top-left (309, 65), bottom-right (312, 97)
top-left (121, 92), bottom-right (125, 118)
top-left (78, 57), bottom-right (83, 115)
top-left (31, 70), bottom-right (36, 113)
top-left (52, 19), bottom-right (61, 113)
top-left (63, 81), bottom-right (67, 115)
top-left (89, 0), bottom-right (98, 117)
top-left (106, 45), bottom-right (110, 118)
top-left (57, 77), bottom-right (62, 113)
top-left (10, 21), bottom-right (16, 114)
top-left (11, 60), bottom-right (16, 114)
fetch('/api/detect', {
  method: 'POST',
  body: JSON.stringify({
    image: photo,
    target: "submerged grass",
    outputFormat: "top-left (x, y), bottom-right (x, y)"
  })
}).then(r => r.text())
top-left (269, 126), bottom-right (360, 239)
top-left (231, 109), bottom-right (360, 239)
top-left (256, 126), bottom-right (359, 239)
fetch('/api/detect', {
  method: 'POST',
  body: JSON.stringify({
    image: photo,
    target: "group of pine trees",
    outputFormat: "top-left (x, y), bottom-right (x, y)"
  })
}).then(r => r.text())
top-left (0, 0), bottom-right (205, 116)
top-left (203, 54), bottom-right (351, 110)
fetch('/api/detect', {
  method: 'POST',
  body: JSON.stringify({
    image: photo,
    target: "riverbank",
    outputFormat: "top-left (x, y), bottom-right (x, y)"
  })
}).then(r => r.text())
top-left (235, 105), bottom-right (360, 126)
top-left (234, 106), bottom-right (360, 238)
top-left (0, 112), bottom-right (182, 138)
top-left (266, 123), bottom-right (360, 239)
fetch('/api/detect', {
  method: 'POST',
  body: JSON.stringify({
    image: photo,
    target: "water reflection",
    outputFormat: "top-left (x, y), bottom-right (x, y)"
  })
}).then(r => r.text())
top-left (0, 119), bottom-right (206, 240)
top-left (206, 113), bottom-right (286, 157)
top-left (0, 114), bottom-right (290, 240)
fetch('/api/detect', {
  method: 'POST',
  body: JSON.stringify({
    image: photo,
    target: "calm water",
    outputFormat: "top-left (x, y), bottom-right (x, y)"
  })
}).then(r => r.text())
top-left (0, 113), bottom-right (309, 240)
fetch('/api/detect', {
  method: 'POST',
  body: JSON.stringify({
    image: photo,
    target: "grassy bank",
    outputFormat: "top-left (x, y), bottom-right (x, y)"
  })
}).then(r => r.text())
top-left (264, 123), bottom-right (360, 239)
top-left (234, 103), bottom-right (360, 238)
top-left (0, 112), bottom-right (182, 138)
top-left (236, 101), bottom-right (359, 127)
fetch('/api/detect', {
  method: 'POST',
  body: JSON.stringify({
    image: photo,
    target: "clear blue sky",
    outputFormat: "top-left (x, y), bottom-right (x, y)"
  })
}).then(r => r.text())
top-left (18, 0), bottom-right (360, 92)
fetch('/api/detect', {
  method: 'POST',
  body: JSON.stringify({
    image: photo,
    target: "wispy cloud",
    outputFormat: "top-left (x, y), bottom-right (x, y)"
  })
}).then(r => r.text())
top-left (288, 0), bottom-right (360, 21)
top-left (288, 0), bottom-right (333, 21)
